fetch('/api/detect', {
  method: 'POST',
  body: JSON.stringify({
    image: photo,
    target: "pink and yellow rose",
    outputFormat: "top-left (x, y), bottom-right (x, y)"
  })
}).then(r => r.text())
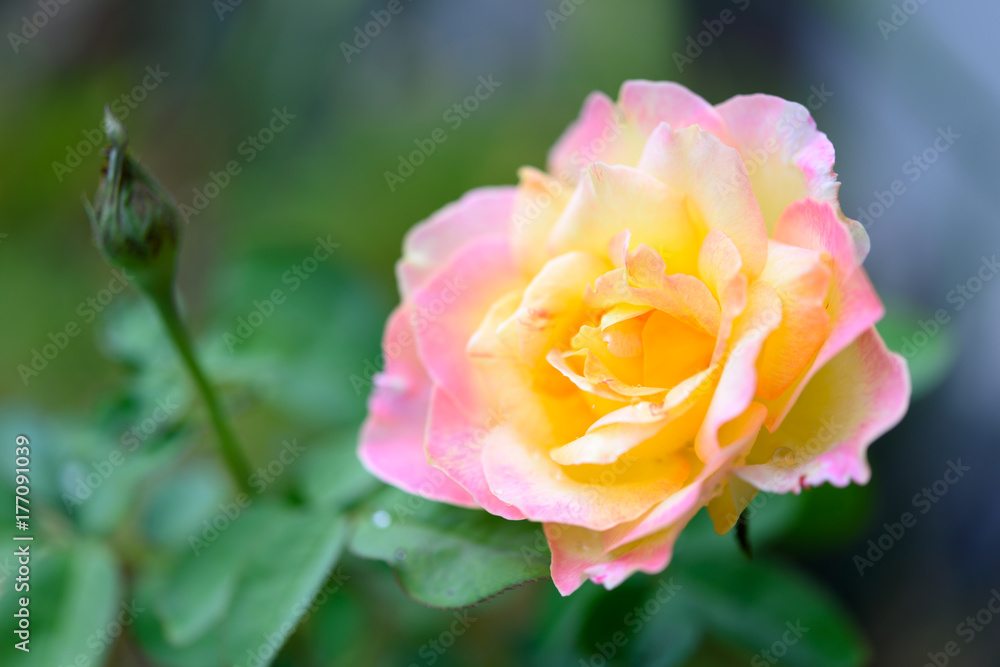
top-left (359, 81), bottom-right (910, 595)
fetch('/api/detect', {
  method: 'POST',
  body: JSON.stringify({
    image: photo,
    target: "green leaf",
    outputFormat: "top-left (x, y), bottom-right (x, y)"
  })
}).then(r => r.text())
top-left (674, 555), bottom-right (869, 667)
top-left (99, 297), bottom-right (193, 410)
top-left (222, 507), bottom-right (348, 661)
top-left (0, 541), bottom-right (121, 667)
top-left (201, 253), bottom-right (390, 427)
top-left (877, 299), bottom-right (958, 399)
top-left (532, 573), bottom-right (700, 667)
top-left (0, 402), bottom-right (192, 538)
top-left (140, 462), bottom-right (232, 550)
top-left (132, 573), bottom-right (226, 667)
top-left (295, 430), bottom-right (379, 510)
top-left (673, 637), bottom-right (757, 666)
top-left (531, 580), bottom-right (604, 666)
top-left (631, 600), bottom-right (703, 667)
top-left (69, 432), bottom-right (186, 537)
top-left (782, 482), bottom-right (874, 551)
top-left (287, 586), bottom-right (369, 667)
top-left (672, 499), bottom-right (802, 561)
top-left (349, 488), bottom-right (550, 607)
top-left (156, 510), bottom-right (259, 645)
top-left (145, 499), bottom-right (348, 666)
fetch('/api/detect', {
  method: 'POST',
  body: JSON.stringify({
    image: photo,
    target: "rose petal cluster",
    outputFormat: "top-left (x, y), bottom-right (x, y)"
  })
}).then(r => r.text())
top-left (359, 81), bottom-right (910, 594)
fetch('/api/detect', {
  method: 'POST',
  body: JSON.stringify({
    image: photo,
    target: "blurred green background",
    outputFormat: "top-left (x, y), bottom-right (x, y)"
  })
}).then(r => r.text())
top-left (1, 0), bottom-right (999, 665)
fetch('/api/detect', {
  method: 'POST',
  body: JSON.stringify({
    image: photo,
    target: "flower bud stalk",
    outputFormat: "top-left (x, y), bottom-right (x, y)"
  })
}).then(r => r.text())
top-left (86, 109), bottom-right (253, 494)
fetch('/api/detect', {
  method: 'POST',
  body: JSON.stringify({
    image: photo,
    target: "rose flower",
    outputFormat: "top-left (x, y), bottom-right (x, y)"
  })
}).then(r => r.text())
top-left (359, 81), bottom-right (910, 594)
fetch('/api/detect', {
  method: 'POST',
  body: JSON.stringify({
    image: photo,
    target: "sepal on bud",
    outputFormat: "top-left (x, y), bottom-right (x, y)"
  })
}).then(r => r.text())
top-left (85, 107), bottom-right (180, 296)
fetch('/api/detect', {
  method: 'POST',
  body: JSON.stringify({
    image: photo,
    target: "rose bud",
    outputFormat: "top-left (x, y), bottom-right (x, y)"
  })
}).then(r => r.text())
top-left (85, 107), bottom-right (180, 296)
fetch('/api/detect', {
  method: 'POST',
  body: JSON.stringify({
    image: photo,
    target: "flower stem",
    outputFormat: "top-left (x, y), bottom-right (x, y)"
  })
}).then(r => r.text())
top-left (148, 281), bottom-right (253, 494)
